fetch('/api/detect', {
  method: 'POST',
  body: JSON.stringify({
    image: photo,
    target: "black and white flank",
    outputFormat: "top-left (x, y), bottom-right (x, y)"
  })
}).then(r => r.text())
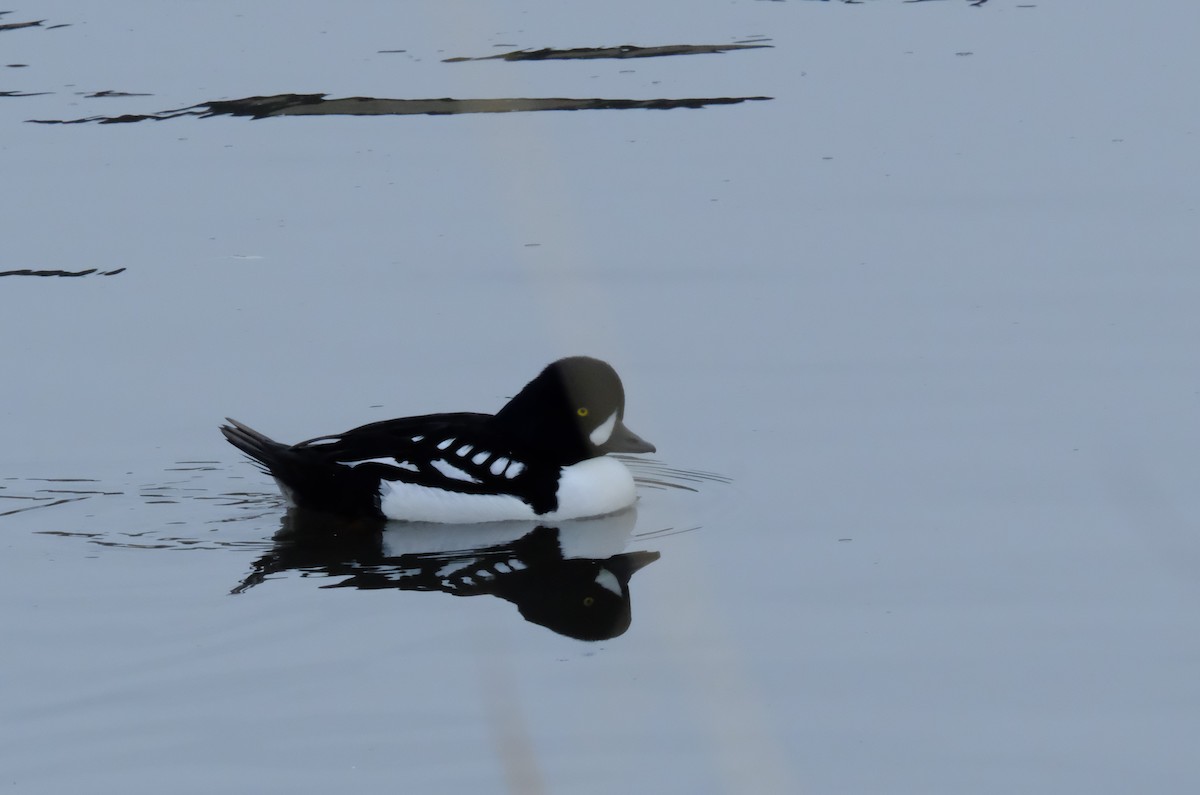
top-left (221, 356), bottom-right (655, 523)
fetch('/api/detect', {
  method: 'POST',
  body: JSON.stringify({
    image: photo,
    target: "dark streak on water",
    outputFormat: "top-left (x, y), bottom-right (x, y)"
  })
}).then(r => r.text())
top-left (29, 93), bottom-right (772, 125)
top-left (782, 0), bottom-right (993, 4)
top-left (0, 17), bottom-right (70, 31)
top-left (0, 19), bottom-right (43, 32)
top-left (443, 43), bottom-right (772, 63)
top-left (0, 267), bottom-right (126, 278)
top-left (1, 497), bottom-right (92, 517)
top-left (82, 90), bottom-right (154, 98)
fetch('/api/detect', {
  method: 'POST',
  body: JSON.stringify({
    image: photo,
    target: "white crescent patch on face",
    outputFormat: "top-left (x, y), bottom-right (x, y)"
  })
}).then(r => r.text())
top-left (589, 410), bottom-right (618, 447)
top-left (594, 567), bottom-right (621, 596)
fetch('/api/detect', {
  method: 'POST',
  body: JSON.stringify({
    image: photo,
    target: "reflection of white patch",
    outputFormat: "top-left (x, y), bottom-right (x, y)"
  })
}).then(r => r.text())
top-left (456, 444), bottom-right (473, 457)
top-left (471, 451), bottom-right (490, 465)
top-left (343, 456), bottom-right (418, 472)
top-left (490, 457), bottom-right (510, 476)
top-left (436, 438), bottom-right (455, 450)
top-left (380, 512), bottom-right (637, 558)
top-left (431, 459), bottom-right (481, 484)
top-left (436, 559), bottom-right (480, 579)
top-left (494, 562), bottom-right (513, 574)
top-left (589, 411), bottom-right (618, 446)
top-left (476, 569), bottom-right (495, 580)
top-left (504, 461), bottom-right (525, 479)
top-left (594, 568), bottom-right (621, 596)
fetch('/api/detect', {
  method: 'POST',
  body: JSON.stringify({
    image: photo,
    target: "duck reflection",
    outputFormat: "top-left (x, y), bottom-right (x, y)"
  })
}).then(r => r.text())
top-left (233, 508), bottom-right (659, 641)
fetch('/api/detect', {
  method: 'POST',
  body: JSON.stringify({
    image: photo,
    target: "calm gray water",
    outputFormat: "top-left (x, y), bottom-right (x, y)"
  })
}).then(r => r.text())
top-left (4, 2), bottom-right (1200, 793)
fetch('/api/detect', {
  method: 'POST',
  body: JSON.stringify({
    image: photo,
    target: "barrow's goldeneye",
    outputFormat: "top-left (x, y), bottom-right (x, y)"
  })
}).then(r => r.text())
top-left (221, 356), bottom-right (655, 523)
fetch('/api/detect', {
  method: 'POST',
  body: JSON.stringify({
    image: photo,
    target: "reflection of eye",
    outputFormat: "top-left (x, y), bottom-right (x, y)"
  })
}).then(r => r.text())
top-left (583, 596), bottom-right (595, 607)
top-left (577, 407), bottom-right (589, 417)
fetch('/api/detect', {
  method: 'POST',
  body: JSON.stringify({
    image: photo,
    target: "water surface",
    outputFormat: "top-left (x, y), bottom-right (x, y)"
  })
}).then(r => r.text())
top-left (4, 1), bottom-right (1200, 793)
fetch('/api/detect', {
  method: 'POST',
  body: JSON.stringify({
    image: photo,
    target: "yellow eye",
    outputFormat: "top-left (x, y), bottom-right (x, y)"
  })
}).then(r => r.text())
top-left (577, 407), bottom-right (589, 417)
top-left (583, 596), bottom-right (595, 607)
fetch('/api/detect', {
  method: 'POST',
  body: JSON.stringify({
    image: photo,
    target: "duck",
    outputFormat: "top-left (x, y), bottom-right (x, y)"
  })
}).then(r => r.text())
top-left (221, 356), bottom-right (655, 523)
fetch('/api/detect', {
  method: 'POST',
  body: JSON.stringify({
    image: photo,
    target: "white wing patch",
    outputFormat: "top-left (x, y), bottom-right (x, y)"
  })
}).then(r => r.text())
top-left (436, 438), bottom-right (455, 451)
top-left (489, 457), bottom-right (510, 476)
top-left (589, 411), bottom-right (618, 446)
top-left (471, 451), bottom-right (490, 465)
top-left (431, 458), bottom-right (482, 484)
top-left (436, 561), bottom-right (463, 578)
top-left (411, 435), bottom-right (424, 443)
top-left (303, 436), bottom-right (341, 447)
top-left (504, 461), bottom-right (525, 479)
top-left (456, 444), bottom-right (473, 457)
top-left (343, 456), bottom-right (419, 472)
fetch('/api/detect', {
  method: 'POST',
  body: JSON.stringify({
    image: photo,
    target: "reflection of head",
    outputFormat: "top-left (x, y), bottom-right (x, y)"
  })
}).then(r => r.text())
top-left (379, 515), bottom-right (658, 639)
top-left (235, 512), bottom-right (661, 640)
top-left (511, 551), bottom-right (660, 641)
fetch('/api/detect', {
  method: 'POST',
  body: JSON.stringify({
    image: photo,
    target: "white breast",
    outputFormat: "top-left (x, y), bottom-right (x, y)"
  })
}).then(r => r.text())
top-left (551, 456), bottom-right (637, 521)
top-left (376, 456), bottom-right (637, 524)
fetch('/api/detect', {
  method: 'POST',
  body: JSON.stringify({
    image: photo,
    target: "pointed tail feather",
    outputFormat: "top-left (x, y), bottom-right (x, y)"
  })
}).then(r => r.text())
top-left (221, 418), bottom-right (380, 517)
top-left (220, 418), bottom-right (290, 475)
